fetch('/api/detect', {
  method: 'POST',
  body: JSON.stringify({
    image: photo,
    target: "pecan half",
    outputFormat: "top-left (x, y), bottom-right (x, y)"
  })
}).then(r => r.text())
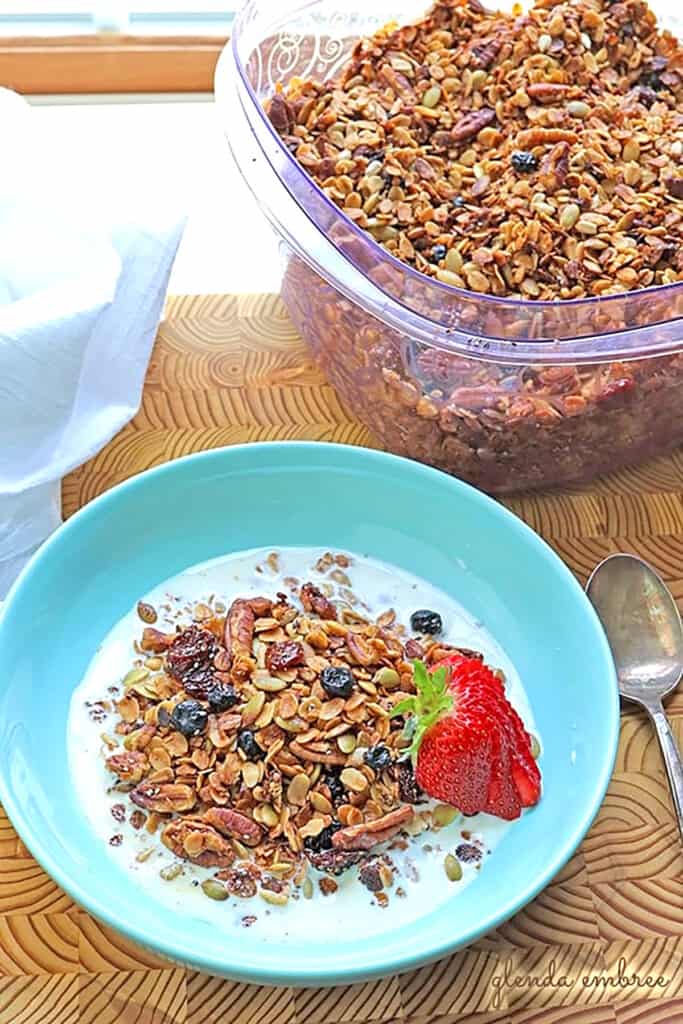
top-left (538, 140), bottom-right (570, 193)
top-left (300, 582), bottom-right (337, 620)
top-left (470, 37), bottom-right (502, 68)
top-left (161, 818), bottom-right (235, 867)
top-left (404, 638), bottom-right (424, 660)
top-left (267, 93), bottom-right (293, 135)
top-left (332, 806), bottom-right (414, 851)
top-left (526, 82), bottom-right (571, 103)
top-left (105, 750), bottom-right (148, 783)
top-left (265, 640), bottom-right (305, 672)
top-left (247, 596), bottom-right (273, 617)
top-left (130, 782), bottom-right (196, 813)
top-left (665, 176), bottom-right (683, 199)
top-left (203, 807), bottom-right (263, 847)
top-left (451, 108), bottom-right (495, 143)
top-left (224, 599), bottom-right (256, 682)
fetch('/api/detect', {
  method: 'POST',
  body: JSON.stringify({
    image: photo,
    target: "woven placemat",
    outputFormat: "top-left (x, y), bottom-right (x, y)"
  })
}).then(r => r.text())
top-left (3, 293), bottom-right (683, 1024)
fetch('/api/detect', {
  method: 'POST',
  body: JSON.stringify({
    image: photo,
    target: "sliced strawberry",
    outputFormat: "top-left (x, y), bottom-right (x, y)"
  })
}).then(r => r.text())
top-left (392, 656), bottom-right (541, 821)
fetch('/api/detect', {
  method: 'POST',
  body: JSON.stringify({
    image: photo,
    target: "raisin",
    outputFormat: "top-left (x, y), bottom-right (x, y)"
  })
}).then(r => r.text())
top-left (166, 625), bottom-right (219, 698)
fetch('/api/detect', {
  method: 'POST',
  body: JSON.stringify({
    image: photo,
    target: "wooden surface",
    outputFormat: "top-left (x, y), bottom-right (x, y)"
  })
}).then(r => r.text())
top-left (0, 34), bottom-right (226, 95)
top-left (5, 292), bottom-right (683, 1023)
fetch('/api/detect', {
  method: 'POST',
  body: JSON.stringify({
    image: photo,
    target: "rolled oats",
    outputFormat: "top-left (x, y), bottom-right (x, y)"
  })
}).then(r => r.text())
top-left (103, 571), bottom-right (485, 904)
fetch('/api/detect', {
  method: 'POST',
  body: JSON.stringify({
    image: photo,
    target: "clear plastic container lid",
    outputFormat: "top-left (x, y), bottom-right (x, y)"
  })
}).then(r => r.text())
top-left (217, 0), bottom-right (683, 363)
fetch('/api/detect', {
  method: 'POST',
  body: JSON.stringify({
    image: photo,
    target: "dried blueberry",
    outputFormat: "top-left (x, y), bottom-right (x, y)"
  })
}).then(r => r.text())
top-left (322, 769), bottom-right (345, 805)
top-left (511, 150), bottom-right (538, 173)
top-left (170, 699), bottom-right (208, 737)
top-left (237, 729), bottom-right (264, 761)
top-left (410, 609), bottom-right (443, 635)
top-left (206, 681), bottom-right (239, 712)
top-left (320, 665), bottom-right (355, 699)
top-left (430, 243), bottom-right (448, 263)
top-left (303, 820), bottom-right (342, 853)
top-left (364, 745), bottom-right (393, 773)
top-left (452, 196), bottom-right (466, 208)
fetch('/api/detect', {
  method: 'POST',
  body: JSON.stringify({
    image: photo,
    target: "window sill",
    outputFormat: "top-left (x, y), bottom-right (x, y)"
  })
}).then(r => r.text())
top-left (1, 34), bottom-right (228, 94)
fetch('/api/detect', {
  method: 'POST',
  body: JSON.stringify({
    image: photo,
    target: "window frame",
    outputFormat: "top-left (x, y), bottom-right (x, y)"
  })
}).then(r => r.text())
top-left (0, 33), bottom-right (229, 94)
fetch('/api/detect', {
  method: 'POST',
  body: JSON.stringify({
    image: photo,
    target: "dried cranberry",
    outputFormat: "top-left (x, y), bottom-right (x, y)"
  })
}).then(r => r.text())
top-left (166, 625), bottom-right (219, 698)
top-left (265, 640), bottom-right (305, 673)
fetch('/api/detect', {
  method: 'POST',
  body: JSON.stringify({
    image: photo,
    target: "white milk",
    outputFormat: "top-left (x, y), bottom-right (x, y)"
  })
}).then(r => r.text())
top-left (68, 547), bottom-right (539, 940)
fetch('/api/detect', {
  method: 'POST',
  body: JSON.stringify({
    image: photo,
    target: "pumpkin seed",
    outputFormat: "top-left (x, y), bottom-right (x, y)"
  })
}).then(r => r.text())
top-left (538, 33), bottom-right (552, 52)
top-left (530, 734), bottom-right (541, 759)
top-left (122, 667), bottom-right (150, 690)
top-left (274, 715), bottom-right (307, 734)
top-left (374, 667), bottom-right (400, 690)
top-left (337, 733), bottom-right (357, 754)
top-left (202, 879), bottom-right (228, 901)
top-left (567, 100), bottom-right (590, 119)
top-left (160, 863), bottom-right (183, 881)
top-left (560, 203), bottom-right (580, 230)
top-left (444, 854), bottom-right (463, 882)
top-left (135, 847), bottom-right (154, 863)
top-left (433, 804), bottom-right (459, 828)
top-left (302, 877), bottom-right (314, 900)
top-left (422, 85), bottom-right (442, 108)
top-left (260, 889), bottom-right (289, 906)
top-left (253, 674), bottom-right (287, 692)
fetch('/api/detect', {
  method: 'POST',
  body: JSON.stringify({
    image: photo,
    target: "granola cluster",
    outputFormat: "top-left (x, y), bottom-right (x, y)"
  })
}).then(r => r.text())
top-left (268, 0), bottom-right (682, 299)
top-left (102, 555), bottom-right (470, 905)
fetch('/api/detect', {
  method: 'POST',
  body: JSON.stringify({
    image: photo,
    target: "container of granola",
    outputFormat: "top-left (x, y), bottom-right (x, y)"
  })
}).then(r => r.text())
top-left (217, 0), bottom-right (683, 494)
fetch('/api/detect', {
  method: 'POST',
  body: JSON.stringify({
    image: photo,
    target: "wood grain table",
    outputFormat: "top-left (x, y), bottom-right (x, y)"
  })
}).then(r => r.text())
top-left (3, 292), bottom-right (683, 1024)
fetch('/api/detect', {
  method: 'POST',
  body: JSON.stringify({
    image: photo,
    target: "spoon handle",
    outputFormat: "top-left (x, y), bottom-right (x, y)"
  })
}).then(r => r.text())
top-left (647, 701), bottom-right (683, 843)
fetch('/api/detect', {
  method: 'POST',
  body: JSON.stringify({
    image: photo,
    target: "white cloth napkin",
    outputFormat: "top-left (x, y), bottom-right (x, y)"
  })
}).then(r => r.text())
top-left (0, 89), bottom-right (186, 597)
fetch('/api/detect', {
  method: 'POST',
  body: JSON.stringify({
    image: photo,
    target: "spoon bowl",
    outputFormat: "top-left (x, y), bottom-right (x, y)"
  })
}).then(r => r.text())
top-left (586, 553), bottom-right (683, 705)
top-left (587, 552), bottom-right (683, 842)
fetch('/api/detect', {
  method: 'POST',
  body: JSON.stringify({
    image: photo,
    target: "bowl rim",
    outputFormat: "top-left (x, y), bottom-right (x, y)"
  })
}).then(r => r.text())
top-left (0, 442), bottom-right (620, 985)
top-left (223, 0), bottom-right (683, 347)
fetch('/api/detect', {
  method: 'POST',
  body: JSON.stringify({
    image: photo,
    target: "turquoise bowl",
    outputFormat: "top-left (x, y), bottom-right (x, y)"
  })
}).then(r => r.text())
top-left (0, 443), bottom-right (618, 985)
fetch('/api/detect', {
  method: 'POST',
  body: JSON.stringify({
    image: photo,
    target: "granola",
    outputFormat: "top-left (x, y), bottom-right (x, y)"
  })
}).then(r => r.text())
top-left (263, 0), bottom-right (683, 494)
top-left (267, 0), bottom-right (682, 300)
top-left (73, 548), bottom-right (538, 917)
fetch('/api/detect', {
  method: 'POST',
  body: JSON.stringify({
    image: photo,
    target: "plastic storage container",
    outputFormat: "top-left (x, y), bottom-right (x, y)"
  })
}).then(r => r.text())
top-left (216, 0), bottom-right (683, 494)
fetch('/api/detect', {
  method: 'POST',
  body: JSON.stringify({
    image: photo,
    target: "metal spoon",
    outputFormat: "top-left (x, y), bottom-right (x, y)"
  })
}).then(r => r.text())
top-left (586, 553), bottom-right (683, 842)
